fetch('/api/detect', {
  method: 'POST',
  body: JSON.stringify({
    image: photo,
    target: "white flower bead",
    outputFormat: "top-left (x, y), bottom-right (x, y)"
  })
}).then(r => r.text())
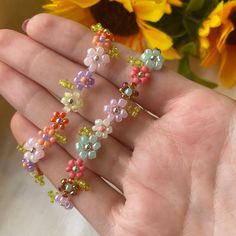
top-left (92, 118), bottom-right (112, 139)
top-left (61, 92), bottom-right (83, 113)
top-left (24, 138), bottom-right (45, 163)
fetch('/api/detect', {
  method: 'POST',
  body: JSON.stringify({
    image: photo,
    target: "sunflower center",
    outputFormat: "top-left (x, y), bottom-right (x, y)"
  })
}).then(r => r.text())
top-left (227, 11), bottom-right (236, 45)
top-left (90, 0), bottom-right (139, 36)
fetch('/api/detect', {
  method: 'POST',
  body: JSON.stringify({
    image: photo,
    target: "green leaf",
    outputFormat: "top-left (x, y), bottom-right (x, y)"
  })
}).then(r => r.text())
top-left (178, 56), bottom-right (218, 88)
top-left (186, 0), bottom-right (205, 12)
top-left (182, 15), bottom-right (200, 40)
top-left (191, 73), bottom-right (218, 88)
top-left (180, 42), bottom-right (197, 56)
top-left (152, 7), bottom-right (186, 38)
top-left (200, 0), bottom-right (219, 19)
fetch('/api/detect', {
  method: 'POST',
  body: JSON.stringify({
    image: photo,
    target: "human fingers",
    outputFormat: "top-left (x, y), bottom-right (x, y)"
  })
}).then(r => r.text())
top-left (11, 112), bottom-right (124, 235)
top-left (0, 28), bottom-right (155, 148)
top-left (0, 61), bottom-right (130, 190)
top-left (24, 13), bottom-right (200, 117)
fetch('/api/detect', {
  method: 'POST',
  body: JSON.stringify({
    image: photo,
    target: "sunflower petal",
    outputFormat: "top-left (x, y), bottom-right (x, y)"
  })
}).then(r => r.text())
top-left (134, 0), bottom-right (166, 22)
top-left (110, 0), bottom-right (133, 12)
top-left (209, 15), bottom-right (221, 28)
top-left (137, 20), bottom-right (180, 59)
top-left (71, 0), bottom-right (101, 8)
top-left (217, 22), bottom-right (234, 53)
top-left (165, 4), bottom-right (172, 14)
top-left (219, 45), bottom-right (236, 88)
top-left (162, 47), bottom-right (181, 60)
top-left (138, 20), bottom-right (171, 50)
top-left (168, 0), bottom-right (183, 7)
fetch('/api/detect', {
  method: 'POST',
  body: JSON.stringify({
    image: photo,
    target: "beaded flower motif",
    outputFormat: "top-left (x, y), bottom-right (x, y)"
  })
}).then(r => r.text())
top-left (140, 48), bottom-right (164, 70)
top-left (66, 159), bottom-right (85, 179)
top-left (54, 193), bottom-right (73, 210)
top-left (22, 158), bottom-right (37, 172)
top-left (50, 112), bottom-right (69, 130)
top-left (92, 28), bottom-right (114, 49)
top-left (119, 82), bottom-right (139, 100)
top-left (61, 92), bottom-right (83, 113)
top-left (24, 138), bottom-right (45, 163)
top-left (59, 178), bottom-right (80, 197)
top-left (75, 135), bottom-right (101, 160)
top-left (92, 119), bottom-right (112, 139)
top-left (84, 47), bottom-right (110, 72)
top-left (38, 127), bottom-right (56, 148)
top-left (104, 98), bottom-right (128, 122)
top-left (74, 70), bottom-right (95, 90)
top-left (131, 66), bottom-right (151, 85)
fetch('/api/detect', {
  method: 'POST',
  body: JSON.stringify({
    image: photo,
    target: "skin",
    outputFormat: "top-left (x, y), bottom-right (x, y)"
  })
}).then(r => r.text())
top-left (0, 13), bottom-right (236, 236)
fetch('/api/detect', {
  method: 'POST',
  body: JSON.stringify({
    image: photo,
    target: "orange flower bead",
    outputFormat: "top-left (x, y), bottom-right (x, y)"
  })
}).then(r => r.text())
top-left (51, 111), bottom-right (69, 130)
top-left (92, 28), bottom-right (114, 50)
top-left (38, 127), bottom-right (56, 148)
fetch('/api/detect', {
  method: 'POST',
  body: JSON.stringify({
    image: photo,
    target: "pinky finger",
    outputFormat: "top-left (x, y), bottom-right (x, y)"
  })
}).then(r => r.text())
top-left (11, 112), bottom-right (124, 235)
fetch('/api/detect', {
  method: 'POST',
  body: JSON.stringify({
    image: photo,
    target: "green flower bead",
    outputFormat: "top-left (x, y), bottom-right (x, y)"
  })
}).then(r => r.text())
top-left (140, 48), bottom-right (164, 71)
top-left (75, 135), bottom-right (101, 160)
top-left (88, 150), bottom-right (96, 159)
top-left (93, 142), bottom-right (101, 151)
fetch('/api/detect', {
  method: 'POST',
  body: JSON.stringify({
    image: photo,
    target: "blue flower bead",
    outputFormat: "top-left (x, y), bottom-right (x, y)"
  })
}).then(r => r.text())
top-left (75, 135), bottom-right (101, 160)
top-left (140, 48), bottom-right (164, 70)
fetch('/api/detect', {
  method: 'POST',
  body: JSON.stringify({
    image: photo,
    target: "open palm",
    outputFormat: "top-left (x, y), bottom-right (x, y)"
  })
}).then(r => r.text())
top-left (1, 14), bottom-right (236, 236)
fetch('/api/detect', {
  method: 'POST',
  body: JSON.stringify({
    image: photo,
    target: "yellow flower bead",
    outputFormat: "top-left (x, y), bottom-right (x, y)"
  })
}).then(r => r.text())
top-left (126, 102), bottom-right (142, 118)
top-left (59, 80), bottom-right (74, 90)
top-left (79, 126), bottom-right (93, 136)
top-left (54, 132), bottom-right (67, 144)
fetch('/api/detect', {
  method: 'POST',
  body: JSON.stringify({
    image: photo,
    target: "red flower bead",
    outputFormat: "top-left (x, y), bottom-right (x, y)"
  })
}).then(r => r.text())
top-left (51, 112), bottom-right (69, 130)
top-left (66, 159), bottom-right (85, 179)
top-left (131, 66), bottom-right (150, 85)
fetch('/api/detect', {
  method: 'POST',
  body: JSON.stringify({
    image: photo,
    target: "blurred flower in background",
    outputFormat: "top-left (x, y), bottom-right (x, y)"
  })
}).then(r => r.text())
top-left (199, 1), bottom-right (236, 87)
top-left (43, 0), bottom-right (180, 59)
top-left (43, 0), bottom-right (236, 88)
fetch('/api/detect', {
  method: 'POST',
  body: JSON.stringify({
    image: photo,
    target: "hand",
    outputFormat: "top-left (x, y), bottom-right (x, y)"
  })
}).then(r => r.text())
top-left (1, 14), bottom-right (236, 236)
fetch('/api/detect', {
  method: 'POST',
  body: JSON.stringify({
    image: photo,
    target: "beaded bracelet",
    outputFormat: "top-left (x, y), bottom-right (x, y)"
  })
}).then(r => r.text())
top-left (17, 111), bottom-right (70, 185)
top-left (17, 112), bottom-right (90, 209)
top-left (17, 23), bottom-right (119, 210)
top-left (75, 48), bottom-right (164, 160)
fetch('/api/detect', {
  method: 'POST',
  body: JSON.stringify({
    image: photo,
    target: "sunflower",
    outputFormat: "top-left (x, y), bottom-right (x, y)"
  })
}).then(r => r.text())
top-left (199, 0), bottom-right (236, 88)
top-left (43, 0), bottom-right (180, 59)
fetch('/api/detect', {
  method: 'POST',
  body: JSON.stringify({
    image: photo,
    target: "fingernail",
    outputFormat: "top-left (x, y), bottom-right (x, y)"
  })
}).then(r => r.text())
top-left (22, 19), bottom-right (30, 32)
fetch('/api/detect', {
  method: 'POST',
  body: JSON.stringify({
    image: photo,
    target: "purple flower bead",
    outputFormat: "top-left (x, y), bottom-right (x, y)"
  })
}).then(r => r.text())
top-left (104, 98), bottom-right (128, 122)
top-left (55, 193), bottom-right (74, 210)
top-left (21, 158), bottom-right (36, 172)
top-left (74, 70), bottom-right (95, 90)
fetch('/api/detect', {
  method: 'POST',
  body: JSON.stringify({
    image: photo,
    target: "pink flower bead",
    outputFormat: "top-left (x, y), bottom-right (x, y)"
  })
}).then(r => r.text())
top-left (131, 66), bottom-right (150, 85)
top-left (84, 47), bottom-right (110, 72)
top-left (104, 98), bottom-right (128, 122)
top-left (66, 159), bottom-right (85, 179)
